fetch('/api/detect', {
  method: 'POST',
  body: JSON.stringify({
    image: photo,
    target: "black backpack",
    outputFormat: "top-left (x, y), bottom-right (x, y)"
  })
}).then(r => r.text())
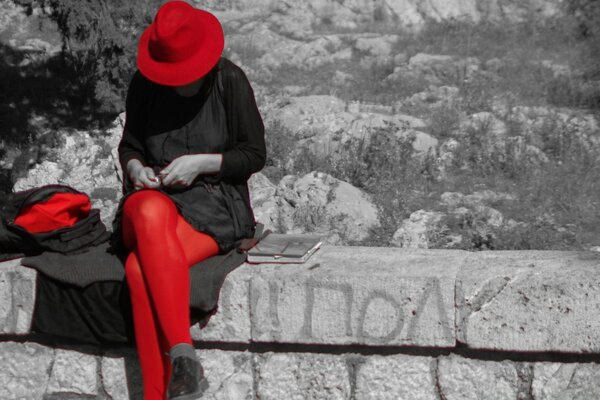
top-left (0, 184), bottom-right (110, 261)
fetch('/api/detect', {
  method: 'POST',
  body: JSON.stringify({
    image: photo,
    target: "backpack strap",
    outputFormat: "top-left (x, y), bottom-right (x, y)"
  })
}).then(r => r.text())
top-left (236, 222), bottom-right (265, 254)
top-left (217, 62), bottom-right (224, 96)
top-left (215, 58), bottom-right (225, 102)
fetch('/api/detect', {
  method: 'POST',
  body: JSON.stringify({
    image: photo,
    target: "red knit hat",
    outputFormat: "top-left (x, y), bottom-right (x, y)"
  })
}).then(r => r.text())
top-left (137, 1), bottom-right (224, 86)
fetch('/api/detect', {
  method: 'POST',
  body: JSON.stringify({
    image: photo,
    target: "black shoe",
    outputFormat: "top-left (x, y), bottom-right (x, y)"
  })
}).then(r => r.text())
top-left (167, 356), bottom-right (209, 400)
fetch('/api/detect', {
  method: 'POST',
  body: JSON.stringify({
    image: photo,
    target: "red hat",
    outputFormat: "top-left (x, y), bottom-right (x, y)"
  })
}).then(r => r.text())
top-left (137, 1), bottom-right (224, 86)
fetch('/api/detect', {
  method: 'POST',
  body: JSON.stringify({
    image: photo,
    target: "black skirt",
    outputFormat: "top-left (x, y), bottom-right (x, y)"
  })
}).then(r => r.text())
top-left (110, 180), bottom-right (238, 255)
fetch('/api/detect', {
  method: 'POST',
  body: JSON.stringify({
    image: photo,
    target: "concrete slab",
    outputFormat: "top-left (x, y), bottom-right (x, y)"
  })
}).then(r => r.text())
top-left (255, 352), bottom-right (351, 400)
top-left (532, 362), bottom-right (600, 400)
top-left (249, 246), bottom-right (464, 346)
top-left (197, 349), bottom-right (254, 400)
top-left (355, 354), bottom-right (438, 399)
top-left (0, 341), bottom-right (54, 400)
top-left (192, 265), bottom-right (254, 343)
top-left (457, 251), bottom-right (600, 352)
top-left (0, 259), bottom-right (36, 335)
top-left (438, 354), bottom-right (519, 400)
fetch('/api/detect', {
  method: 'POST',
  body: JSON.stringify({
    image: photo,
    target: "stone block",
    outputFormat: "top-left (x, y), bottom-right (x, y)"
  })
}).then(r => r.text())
top-left (101, 349), bottom-right (143, 400)
top-left (355, 354), bottom-right (438, 399)
top-left (196, 349), bottom-right (254, 400)
top-left (47, 348), bottom-right (99, 396)
top-left (0, 260), bottom-right (36, 334)
top-left (457, 251), bottom-right (600, 352)
top-left (437, 354), bottom-right (519, 400)
top-left (256, 352), bottom-right (351, 400)
top-left (250, 246), bottom-right (463, 346)
top-left (532, 362), bottom-right (600, 400)
top-left (0, 342), bottom-right (54, 400)
top-left (192, 266), bottom-right (253, 343)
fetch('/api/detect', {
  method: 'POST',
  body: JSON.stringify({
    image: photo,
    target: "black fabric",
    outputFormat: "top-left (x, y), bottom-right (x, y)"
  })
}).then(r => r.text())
top-left (113, 57), bottom-right (266, 254)
top-left (31, 275), bottom-right (135, 345)
top-left (188, 248), bottom-right (246, 311)
top-left (28, 248), bottom-right (245, 345)
top-left (0, 184), bottom-right (110, 256)
top-left (25, 224), bottom-right (264, 345)
top-left (22, 242), bottom-right (125, 287)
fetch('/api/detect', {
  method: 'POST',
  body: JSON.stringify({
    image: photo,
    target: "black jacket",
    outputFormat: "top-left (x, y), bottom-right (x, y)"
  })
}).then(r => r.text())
top-left (114, 57), bottom-right (266, 253)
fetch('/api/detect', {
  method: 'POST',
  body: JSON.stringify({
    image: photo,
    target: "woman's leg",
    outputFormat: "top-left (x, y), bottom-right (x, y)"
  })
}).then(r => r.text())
top-left (121, 190), bottom-right (220, 397)
top-left (122, 190), bottom-right (194, 346)
top-left (124, 251), bottom-right (171, 400)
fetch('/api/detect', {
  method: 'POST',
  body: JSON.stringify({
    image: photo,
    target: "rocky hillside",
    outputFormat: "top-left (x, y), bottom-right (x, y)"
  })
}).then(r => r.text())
top-left (2, 0), bottom-right (600, 250)
top-left (193, 0), bottom-right (563, 32)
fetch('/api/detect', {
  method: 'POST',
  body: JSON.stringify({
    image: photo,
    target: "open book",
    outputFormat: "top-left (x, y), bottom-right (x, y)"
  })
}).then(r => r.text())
top-left (246, 233), bottom-right (323, 264)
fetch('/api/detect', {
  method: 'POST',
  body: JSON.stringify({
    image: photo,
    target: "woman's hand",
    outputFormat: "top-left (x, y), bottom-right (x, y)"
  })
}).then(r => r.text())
top-left (127, 159), bottom-right (161, 190)
top-left (159, 154), bottom-right (223, 189)
top-left (158, 155), bottom-right (204, 189)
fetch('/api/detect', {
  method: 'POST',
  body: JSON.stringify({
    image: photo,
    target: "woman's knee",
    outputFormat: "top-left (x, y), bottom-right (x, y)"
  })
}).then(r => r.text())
top-left (123, 190), bottom-right (177, 229)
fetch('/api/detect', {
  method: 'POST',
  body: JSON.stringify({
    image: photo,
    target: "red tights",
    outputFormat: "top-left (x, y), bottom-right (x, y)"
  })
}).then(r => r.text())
top-left (121, 190), bottom-right (219, 400)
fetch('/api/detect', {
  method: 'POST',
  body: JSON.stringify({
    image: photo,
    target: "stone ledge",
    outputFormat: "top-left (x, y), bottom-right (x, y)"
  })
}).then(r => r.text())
top-left (2, 247), bottom-right (600, 353)
top-left (457, 250), bottom-right (600, 353)
top-left (2, 341), bottom-right (600, 400)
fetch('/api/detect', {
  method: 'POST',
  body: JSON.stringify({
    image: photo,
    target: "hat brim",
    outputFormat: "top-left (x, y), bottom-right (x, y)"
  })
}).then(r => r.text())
top-left (137, 8), bottom-right (224, 86)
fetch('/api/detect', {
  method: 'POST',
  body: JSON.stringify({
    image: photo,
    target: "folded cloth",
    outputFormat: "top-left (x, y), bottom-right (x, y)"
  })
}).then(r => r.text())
top-left (22, 242), bottom-right (125, 286)
top-left (20, 224), bottom-right (262, 345)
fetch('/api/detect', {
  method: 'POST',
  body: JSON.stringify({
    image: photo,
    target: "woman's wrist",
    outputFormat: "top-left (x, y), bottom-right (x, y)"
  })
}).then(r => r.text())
top-left (126, 158), bottom-right (144, 178)
top-left (126, 158), bottom-right (141, 170)
top-left (196, 153), bottom-right (223, 175)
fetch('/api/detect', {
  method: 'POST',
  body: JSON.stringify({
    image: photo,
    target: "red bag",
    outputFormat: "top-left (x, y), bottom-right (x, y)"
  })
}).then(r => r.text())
top-left (0, 184), bottom-right (110, 258)
top-left (14, 192), bottom-right (92, 233)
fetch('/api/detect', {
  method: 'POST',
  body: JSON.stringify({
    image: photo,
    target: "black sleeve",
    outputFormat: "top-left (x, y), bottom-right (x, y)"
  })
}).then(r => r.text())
top-left (216, 60), bottom-right (266, 184)
top-left (118, 72), bottom-right (148, 174)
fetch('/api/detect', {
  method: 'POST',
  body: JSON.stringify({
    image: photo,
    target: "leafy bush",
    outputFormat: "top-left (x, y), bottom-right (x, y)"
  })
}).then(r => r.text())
top-left (561, 0), bottom-right (600, 109)
top-left (566, 0), bottom-right (600, 55)
top-left (40, 0), bottom-right (160, 113)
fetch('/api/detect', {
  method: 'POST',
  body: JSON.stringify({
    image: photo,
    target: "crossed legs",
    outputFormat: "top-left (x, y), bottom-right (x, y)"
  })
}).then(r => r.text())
top-left (121, 190), bottom-right (219, 399)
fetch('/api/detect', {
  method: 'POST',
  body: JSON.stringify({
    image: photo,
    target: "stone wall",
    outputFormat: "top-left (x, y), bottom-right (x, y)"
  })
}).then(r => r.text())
top-left (2, 247), bottom-right (600, 399)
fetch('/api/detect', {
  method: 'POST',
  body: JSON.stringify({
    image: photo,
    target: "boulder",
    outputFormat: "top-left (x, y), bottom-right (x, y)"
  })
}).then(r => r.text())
top-left (250, 171), bottom-right (380, 244)
top-left (391, 210), bottom-right (445, 248)
top-left (0, 1), bottom-right (60, 62)
top-left (440, 190), bottom-right (515, 209)
top-left (248, 172), bottom-right (280, 230)
top-left (436, 138), bottom-right (460, 177)
top-left (417, 0), bottom-right (481, 23)
top-left (398, 130), bottom-right (438, 154)
top-left (398, 85), bottom-right (461, 112)
top-left (509, 106), bottom-right (600, 152)
top-left (404, 53), bottom-right (480, 85)
top-left (268, 94), bottom-right (435, 161)
top-left (255, 33), bottom-right (351, 70)
top-left (458, 112), bottom-right (508, 147)
top-left (385, 0), bottom-right (425, 28)
top-left (354, 34), bottom-right (399, 68)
